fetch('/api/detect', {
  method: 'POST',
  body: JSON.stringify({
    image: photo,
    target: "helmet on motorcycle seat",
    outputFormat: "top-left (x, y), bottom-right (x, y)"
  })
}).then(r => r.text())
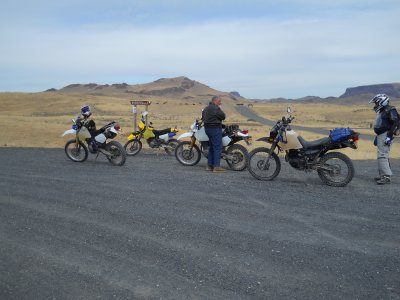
top-left (81, 105), bottom-right (92, 117)
top-left (141, 111), bottom-right (149, 117)
top-left (369, 94), bottom-right (389, 113)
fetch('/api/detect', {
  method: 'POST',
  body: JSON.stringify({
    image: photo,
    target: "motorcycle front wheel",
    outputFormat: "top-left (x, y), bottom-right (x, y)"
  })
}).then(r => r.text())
top-left (105, 141), bottom-right (126, 166)
top-left (247, 147), bottom-right (281, 180)
top-left (164, 139), bottom-right (179, 156)
top-left (64, 139), bottom-right (88, 162)
top-left (317, 152), bottom-right (354, 187)
top-left (124, 139), bottom-right (142, 156)
top-left (225, 144), bottom-right (249, 171)
top-left (175, 141), bottom-right (201, 166)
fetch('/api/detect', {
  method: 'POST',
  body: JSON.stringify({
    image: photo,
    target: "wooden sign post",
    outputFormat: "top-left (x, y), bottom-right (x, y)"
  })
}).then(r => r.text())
top-left (130, 100), bottom-right (151, 131)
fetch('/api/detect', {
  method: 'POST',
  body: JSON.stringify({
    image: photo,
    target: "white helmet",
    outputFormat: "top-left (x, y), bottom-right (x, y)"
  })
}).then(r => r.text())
top-left (369, 94), bottom-right (389, 113)
top-left (141, 111), bottom-right (149, 117)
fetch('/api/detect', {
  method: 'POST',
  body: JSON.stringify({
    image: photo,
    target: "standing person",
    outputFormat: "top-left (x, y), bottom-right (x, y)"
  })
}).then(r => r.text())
top-left (370, 94), bottom-right (399, 185)
top-left (202, 96), bottom-right (226, 172)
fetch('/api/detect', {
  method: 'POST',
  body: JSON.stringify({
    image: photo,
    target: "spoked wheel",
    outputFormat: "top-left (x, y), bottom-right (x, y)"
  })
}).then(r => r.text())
top-left (124, 139), bottom-right (142, 156)
top-left (175, 141), bottom-right (201, 166)
top-left (247, 147), bottom-right (281, 180)
top-left (164, 139), bottom-right (179, 156)
top-left (105, 141), bottom-right (126, 166)
top-left (317, 152), bottom-right (354, 187)
top-left (225, 144), bottom-right (249, 171)
top-left (64, 139), bottom-right (88, 162)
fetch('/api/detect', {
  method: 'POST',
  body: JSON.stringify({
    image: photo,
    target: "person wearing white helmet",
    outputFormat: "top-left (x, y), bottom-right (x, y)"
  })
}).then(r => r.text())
top-left (370, 94), bottom-right (399, 184)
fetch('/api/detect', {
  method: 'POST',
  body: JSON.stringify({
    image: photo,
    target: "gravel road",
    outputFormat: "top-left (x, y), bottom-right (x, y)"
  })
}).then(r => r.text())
top-left (0, 147), bottom-right (399, 299)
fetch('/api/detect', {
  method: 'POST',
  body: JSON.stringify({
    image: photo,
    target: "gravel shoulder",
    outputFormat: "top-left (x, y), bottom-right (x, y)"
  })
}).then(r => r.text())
top-left (0, 148), bottom-right (399, 299)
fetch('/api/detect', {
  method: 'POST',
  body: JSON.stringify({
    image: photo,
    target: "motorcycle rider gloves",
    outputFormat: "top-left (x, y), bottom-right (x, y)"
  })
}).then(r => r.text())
top-left (384, 137), bottom-right (393, 146)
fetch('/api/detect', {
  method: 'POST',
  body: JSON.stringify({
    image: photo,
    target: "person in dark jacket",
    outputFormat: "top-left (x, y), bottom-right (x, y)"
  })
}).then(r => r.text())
top-left (202, 96), bottom-right (226, 172)
top-left (370, 94), bottom-right (399, 184)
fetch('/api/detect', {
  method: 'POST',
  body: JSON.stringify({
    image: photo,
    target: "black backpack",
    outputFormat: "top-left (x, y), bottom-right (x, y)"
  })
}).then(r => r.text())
top-left (387, 106), bottom-right (400, 136)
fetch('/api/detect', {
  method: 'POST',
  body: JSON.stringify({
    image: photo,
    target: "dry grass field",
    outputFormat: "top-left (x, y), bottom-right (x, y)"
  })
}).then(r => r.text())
top-left (0, 92), bottom-right (245, 148)
top-left (0, 92), bottom-right (399, 160)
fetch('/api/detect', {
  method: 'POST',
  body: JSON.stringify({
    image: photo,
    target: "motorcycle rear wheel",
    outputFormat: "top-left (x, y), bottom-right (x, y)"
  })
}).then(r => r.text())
top-left (64, 139), bottom-right (88, 162)
top-left (175, 141), bottom-right (201, 166)
top-left (124, 139), bottom-right (142, 156)
top-left (247, 147), bottom-right (281, 180)
top-left (225, 144), bottom-right (249, 171)
top-left (164, 139), bottom-right (179, 156)
top-left (317, 152), bottom-right (354, 187)
top-left (105, 141), bottom-right (126, 166)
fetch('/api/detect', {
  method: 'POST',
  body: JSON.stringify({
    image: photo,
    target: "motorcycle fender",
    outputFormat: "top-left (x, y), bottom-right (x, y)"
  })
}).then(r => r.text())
top-left (236, 131), bottom-right (248, 137)
top-left (127, 133), bottom-right (137, 140)
top-left (177, 132), bottom-right (193, 140)
top-left (256, 137), bottom-right (271, 142)
top-left (341, 141), bottom-right (358, 149)
top-left (62, 129), bottom-right (76, 137)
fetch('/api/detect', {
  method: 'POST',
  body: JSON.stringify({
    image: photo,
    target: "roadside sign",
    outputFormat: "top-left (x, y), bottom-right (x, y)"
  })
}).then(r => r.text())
top-left (130, 101), bottom-right (151, 106)
top-left (130, 100), bottom-right (151, 131)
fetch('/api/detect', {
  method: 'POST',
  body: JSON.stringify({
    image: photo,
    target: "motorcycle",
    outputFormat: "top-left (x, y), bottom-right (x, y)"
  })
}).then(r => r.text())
top-left (247, 107), bottom-right (360, 187)
top-left (124, 113), bottom-right (179, 156)
top-left (174, 119), bottom-right (252, 171)
top-left (62, 119), bottom-right (126, 166)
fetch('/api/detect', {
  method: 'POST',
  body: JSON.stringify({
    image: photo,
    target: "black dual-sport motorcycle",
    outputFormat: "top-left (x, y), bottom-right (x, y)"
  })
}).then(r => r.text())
top-left (247, 108), bottom-right (360, 187)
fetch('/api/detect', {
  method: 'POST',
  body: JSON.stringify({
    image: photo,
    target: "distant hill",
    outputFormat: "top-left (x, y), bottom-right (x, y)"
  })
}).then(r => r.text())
top-left (50, 76), bottom-right (245, 103)
top-left (46, 77), bottom-right (400, 104)
top-left (250, 82), bottom-right (400, 104)
top-left (340, 83), bottom-right (400, 98)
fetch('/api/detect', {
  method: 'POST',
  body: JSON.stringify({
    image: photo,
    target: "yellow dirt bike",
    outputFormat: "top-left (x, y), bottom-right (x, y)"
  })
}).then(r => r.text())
top-left (124, 113), bottom-right (179, 156)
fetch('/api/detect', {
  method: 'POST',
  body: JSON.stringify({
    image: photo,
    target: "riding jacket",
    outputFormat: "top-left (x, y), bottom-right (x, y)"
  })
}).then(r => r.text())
top-left (373, 106), bottom-right (399, 138)
top-left (202, 102), bottom-right (226, 128)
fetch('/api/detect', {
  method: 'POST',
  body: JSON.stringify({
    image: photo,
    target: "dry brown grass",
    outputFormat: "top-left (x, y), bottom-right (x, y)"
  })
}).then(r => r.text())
top-left (1, 92), bottom-right (398, 160)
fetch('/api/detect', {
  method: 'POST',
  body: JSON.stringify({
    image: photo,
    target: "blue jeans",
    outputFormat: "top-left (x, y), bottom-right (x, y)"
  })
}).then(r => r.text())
top-left (205, 127), bottom-right (222, 167)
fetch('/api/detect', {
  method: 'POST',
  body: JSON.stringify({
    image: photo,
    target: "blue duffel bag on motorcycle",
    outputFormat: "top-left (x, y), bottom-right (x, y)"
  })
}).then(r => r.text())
top-left (329, 127), bottom-right (353, 142)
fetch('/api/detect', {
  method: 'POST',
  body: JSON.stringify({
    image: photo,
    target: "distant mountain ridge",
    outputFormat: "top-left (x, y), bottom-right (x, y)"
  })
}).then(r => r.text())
top-left (46, 77), bottom-right (400, 102)
top-left (50, 76), bottom-right (245, 102)
top-left (340, 83), bottom-right (400, 98)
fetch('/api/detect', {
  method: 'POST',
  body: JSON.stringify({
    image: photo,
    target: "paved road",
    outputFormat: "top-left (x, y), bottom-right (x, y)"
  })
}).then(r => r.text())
top-left (0, 148), bottom-right (399, 299)
top-left (235, 106), bottom-right (375, 142)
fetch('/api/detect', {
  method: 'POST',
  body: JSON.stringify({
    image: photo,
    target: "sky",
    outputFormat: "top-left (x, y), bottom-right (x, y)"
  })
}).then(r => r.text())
top-left (1, 0), bottom-right (399, 99)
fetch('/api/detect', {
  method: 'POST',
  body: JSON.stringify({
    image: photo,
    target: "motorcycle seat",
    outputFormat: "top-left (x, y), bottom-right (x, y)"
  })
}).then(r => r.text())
top-left (153, 128), bottom-right (171, 137)
top-left (298, 136), bottom-right (330, 149)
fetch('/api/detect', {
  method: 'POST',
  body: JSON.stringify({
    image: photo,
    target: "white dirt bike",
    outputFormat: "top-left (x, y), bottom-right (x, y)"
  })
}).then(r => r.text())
top-left (174, 119), bottom-right (251, 171)
top-left (62, 120), bottom-right (126, 166)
